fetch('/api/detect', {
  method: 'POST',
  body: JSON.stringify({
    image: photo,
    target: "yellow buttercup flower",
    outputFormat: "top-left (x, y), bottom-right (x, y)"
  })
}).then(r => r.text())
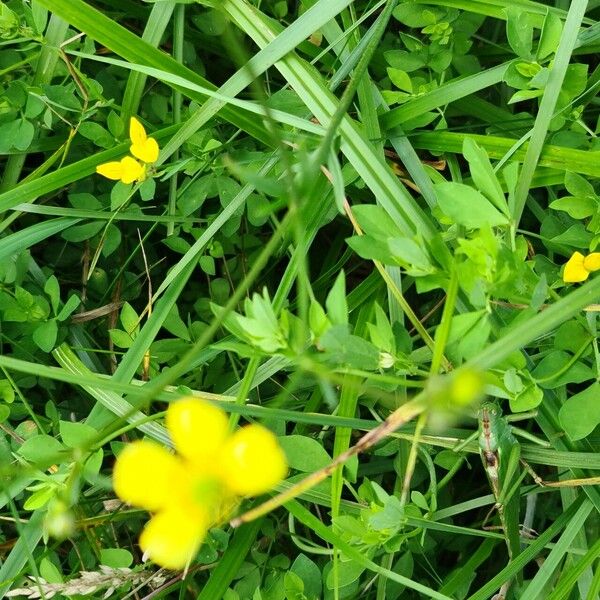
top-left (96, 117), bottom-right (159, 184)
top-left (113, 440), bottom-right (184, 511)
top-left (219, 424), bottom-right (288, 496)
top-left (166, 399), bottom-right (229, 463)
top-left (563, 251), bottom-right (600, 283)
top-left (112, 398), bottom-right (287, 570)
top-left (139, 507), bottom-right (210, 571)
top-left (584, 253), bottom-right (600, 271)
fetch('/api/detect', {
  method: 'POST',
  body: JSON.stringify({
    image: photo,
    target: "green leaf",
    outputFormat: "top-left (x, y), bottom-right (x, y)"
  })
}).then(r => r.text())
top-left (13, 287), bottom-right (49, 321)
top-left (510, 382), bottom-right (543, 412)
top-left (435, 182), bottom-right (509, 228)
top-left (284, 571), bottom-right (304, 598)
top-left (110, 182), bottom-right (132, 211)
top-left (120, 302), bottom-right (140, 337)
top-left (39, 558), bottom-right (63, 584)
top-left (0, 380), bottom-right (14, 404)
top-left (309, 300), bottom-right (330, 341)
top-left (59, 421), bottom-right (98, 448)
top-left (83, 448), bottom-right (104, 484)
top-left (100, 548), bottom-right (133, 568)
top-left (139, 177), bottom-right (156, 201)
top-left (290, 554), bottom-right (321, 600)
top-left (61, 221), bottom-right (104, 242)
top-left (559, 383), bottom-right (600, 441)
top-left (564, 171), bottom-right (594, 197)
top-left (325, 559), bottom-right (366, 589)
top-left (368, 303), bottom-right (395, 354)
top-left (162, 305), bottom-right (190, 341)
top-left (550, 195), bottom-right (596, 219)
top-left (102, 224), bottom-right (121, 257)
top-left (508, 89), bottom-right (544, 104)
top-left (325, 271), bottom-right (348, 326)
top-left (109, 329), bottom-right (134, 349)
top-left (78, 121), bottom-right (114, 148)
top-left (199, 254), bottom-right (216, 275)
top-left (56, 294), bottom-right (81, 321)
top-left (278, 435), bottom-right (332, 472)
top-left (388, 237), bottom-right (433, 272)
top-left (346, 235), bottom-right (396, 265)
top-left (393, 4), bottom-right (443, 27)
top-left (24, 486), bottom-right (55, 511)
top-left (163, 235), bottom-right (192, 254)
top-left (18, 435), bottom-right (66, 464)
top-left (44, 275), bottom-right (60, 315)
top-left (411, 490), bottom-right (429, 511)
top-left (15, 120), bottom-right (34, 151)
top-left (434, 450), bottom-right (462, 471)
top-left (532, 350), bottom-right (595, 389)
top-left (33, 319), bottom-right (58, 352)
top-left (538, 11), bottom-right (562, 60)
top-left (446, 310), bottom-right (490, 363)
top-left (554, 321), bottom-right (590, 354)
top-left (505, 7), bottom-right (534, 58)
top-left (320, 325), bottom-right (381, 370)
top-left (462, 137), bottom-right (508, 215)
top-left (503, 369), bottom-right (524, 394)
top-left (387, 67), bottom-right (413, 93)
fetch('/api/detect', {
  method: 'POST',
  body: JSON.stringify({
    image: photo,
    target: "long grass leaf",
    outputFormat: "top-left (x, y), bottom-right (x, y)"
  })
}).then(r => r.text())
top-left (410, 131), bottom-right (600, 177)
top-left (34, 0), bottom-right (272, 146)
top-left (512, 1), bottom-right (588, 224)
top-left (466, 497), bottom-right (584, 600)
top-left (381, 63), bottom-right (509, 131)
top-left (0, 218), bottom-right (79, 261)
top-left (287, 499), bottom-right (454, 600)
top-left (224, 0), bottom-right (442, 247)
top-left (0, 511), bottom-right (45, 599)
top-left (519, 499), bottom-right (593, 599)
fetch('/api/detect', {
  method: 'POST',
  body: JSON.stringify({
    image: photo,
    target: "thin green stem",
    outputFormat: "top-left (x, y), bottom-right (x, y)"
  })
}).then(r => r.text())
top-left (167, 3), bottom-right (185, 237)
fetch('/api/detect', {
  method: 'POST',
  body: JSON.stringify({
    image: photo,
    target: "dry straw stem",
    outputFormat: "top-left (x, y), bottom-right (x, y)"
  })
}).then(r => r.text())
top-left (230, 396), bottom-right (427, 526)
top-left (6, 566), bottom-right (166, 599)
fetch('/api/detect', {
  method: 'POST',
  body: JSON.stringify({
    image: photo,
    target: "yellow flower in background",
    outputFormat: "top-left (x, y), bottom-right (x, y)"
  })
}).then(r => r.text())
top-left (220, 424), bottom-right (289, 496)
top-left (563, 251), bottom-right (600, 283)
top-left (113, 398), bottom-right (287, 570)
top-left (96, 117), bottom-right (158, 184)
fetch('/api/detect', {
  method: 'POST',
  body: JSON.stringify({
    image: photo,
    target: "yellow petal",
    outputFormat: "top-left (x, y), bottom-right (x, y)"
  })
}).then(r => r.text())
top-left (583, 253), bottom-right (600, 272)
top-left (131, 137), bottom-right (159, 163)
top-left (139, 507), bottom-right (208, 570)
top-left (129, 116), bottom-right (159, 163)
top-left (96, 161), bottom-right (124, 181)
top-left (113, 440), bottom-right (184, 511)
top-left (563, 252), bottom-right (589, 283)
top-left (120, 156), bottom-right (145, 184)
top-left (129, 116), bottom-right (147, 146)
top-left (219, 424), bottom-right (287, 496)
top-left (166, 398), bottom-right (229, 463)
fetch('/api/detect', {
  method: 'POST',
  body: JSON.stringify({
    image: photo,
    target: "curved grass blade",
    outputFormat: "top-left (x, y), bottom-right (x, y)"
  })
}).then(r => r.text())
top-left (0, 218), bottom-right (79, 261)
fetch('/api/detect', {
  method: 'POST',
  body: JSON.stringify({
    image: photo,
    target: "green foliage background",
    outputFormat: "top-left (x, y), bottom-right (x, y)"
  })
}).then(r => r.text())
top-left (0, 0), bottom-right (600, 598)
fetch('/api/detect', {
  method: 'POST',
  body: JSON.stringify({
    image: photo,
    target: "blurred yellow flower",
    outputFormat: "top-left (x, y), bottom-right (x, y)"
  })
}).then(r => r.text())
top-left (563, 251), bottom-right (600, 283)
top-left (96, 117), bottom-right (159, 184)
top-left (112, 398), bottom-right (287, 570)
